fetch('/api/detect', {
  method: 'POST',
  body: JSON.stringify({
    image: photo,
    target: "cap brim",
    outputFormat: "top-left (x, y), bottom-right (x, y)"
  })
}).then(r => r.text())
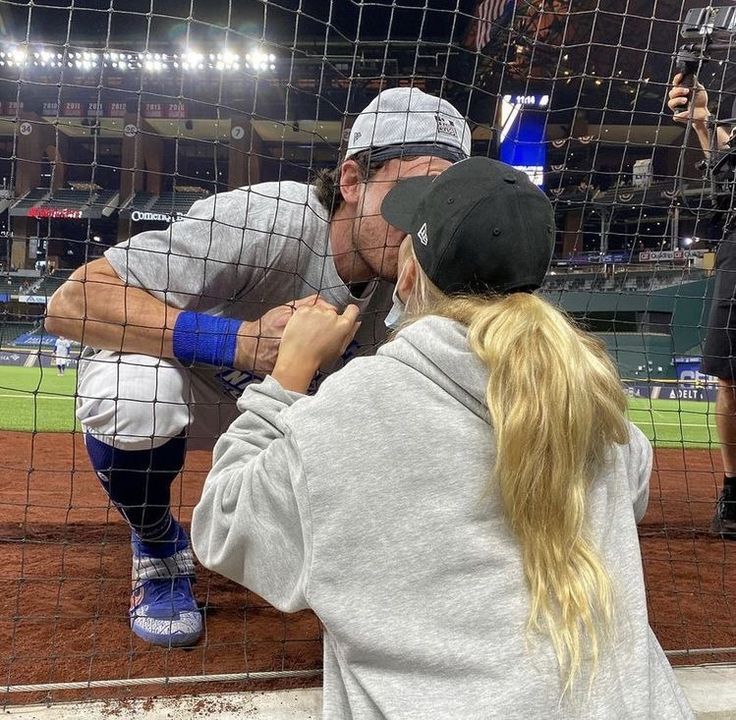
top-left (380, 175), bottom-right (436, 233)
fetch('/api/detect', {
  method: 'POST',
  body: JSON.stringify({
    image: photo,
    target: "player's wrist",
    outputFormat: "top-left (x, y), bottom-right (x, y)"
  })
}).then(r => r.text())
top-left (172, 311), bottom-right (242, 367)
top-left (233, 320), bottom-right (265, 371)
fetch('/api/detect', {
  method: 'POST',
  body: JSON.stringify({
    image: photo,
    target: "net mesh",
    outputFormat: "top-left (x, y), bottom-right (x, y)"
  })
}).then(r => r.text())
top-left (0, 0), bottom-right (734, 707)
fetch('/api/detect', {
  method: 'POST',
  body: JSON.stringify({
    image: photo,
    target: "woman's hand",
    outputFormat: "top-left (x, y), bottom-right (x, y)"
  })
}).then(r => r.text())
top-left (234, 294), bottom-right (330, 374)
top-left (272, 302), bottom-right (361, 393)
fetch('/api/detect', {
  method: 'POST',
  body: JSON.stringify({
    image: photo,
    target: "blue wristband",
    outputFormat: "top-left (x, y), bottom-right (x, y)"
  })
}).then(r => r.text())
top-left (172, 311), bottom-right (241, 367)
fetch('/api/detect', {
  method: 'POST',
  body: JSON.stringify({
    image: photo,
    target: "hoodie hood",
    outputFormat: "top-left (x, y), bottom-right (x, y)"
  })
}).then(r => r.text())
top-left (377, 315), bottom-right (490, 422)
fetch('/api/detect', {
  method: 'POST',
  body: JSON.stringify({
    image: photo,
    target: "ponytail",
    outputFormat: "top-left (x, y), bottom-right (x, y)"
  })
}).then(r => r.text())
top-left (409, 259), bottom-right (630, 693)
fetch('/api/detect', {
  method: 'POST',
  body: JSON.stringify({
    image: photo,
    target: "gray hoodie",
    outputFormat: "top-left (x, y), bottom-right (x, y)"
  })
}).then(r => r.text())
top-left (191, 315), bottom-right (694, 720)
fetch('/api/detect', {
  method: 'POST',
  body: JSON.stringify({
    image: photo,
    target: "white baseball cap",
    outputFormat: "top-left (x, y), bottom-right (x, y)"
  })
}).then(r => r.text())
top-left (344, 87), bottom-right (472, 164)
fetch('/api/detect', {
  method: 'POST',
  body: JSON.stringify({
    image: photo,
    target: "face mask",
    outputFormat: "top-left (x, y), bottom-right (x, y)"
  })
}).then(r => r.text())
top-left (384, 268), bottom-right (408, 331)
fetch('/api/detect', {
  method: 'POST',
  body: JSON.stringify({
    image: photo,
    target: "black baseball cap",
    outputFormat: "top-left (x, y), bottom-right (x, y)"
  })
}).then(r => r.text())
top-left (380, 156), bottom-right (555, 294)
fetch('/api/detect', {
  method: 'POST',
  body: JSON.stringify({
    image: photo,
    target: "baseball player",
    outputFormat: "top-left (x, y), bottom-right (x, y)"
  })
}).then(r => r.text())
top-left (45, 87), bottom-right (472, 647)
top-left (53, 335), bottom-right (72, 376)
top-left (191, 158), bottom-right (693, 718)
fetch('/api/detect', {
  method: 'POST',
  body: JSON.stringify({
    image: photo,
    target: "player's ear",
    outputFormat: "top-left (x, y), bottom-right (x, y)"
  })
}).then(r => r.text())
top-left (338, 159), bottom-right (363, 206)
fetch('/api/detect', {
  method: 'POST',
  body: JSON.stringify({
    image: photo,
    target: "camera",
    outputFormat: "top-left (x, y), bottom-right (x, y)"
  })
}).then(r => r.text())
top-left (675, 8), bottom-right (736, 221)
top-left (681, 7), bottom-right (736, 41)
top-left (676, 7), bottom-right (736, 81)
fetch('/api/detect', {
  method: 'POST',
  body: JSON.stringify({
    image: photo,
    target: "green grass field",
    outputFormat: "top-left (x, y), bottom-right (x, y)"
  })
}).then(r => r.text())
top-left (0, 365), bottom-right (721, 448)
top-left (628, 396), bottom-right (718, 449)
top-left (0, 365), bottom-right (79, 432)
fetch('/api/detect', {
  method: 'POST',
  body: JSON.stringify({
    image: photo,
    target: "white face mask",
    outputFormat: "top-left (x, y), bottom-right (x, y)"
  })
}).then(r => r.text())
top-left (384, 265), bottom-right (408, 331)
top-left (384, 284), bottom-right (406, 331)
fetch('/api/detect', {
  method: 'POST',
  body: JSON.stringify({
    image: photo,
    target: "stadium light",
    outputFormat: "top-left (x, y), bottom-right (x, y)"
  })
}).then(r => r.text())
top-left (181, 50), bottom-right (205, 71)
top-left (12, 47), bottom-right (27, 65)
top-left (0, 43), bottom-right (277, 74)
top-left (144, 58), bottom-right (164, 73)
top-left (217, 49), bottom-right (239, 71)
top-left (246, 48), bottom-right (271, 71)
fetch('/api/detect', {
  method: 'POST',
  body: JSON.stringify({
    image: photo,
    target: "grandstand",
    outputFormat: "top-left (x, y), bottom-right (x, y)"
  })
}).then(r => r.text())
top-left (8, 187), bottom-right (49, 216)
top-left (118, 188), bottom-right (209, 220)
top-left (118, 190), bottom-right (157, 215)
top-left (0, 319), bottom-right (36, 346)
top-left (543, 266), bottom-right (712, 293)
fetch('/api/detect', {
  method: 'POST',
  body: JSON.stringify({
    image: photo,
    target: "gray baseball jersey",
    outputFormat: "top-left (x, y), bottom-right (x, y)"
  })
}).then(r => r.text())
top-left (105, 181), bottom-right (392, 398)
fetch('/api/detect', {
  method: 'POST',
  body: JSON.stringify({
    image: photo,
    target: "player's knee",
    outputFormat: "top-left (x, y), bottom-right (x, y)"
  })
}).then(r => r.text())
top-left (77, 353), bottom-right (191, 449)
top-left (78, 395), bottom-right (189, 449)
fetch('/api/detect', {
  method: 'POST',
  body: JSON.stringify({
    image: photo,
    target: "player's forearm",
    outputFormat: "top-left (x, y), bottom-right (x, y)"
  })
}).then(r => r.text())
top-left (46, 273), bottom-right (180, 356)
top-left (47, 264), bottom-right (262, 367)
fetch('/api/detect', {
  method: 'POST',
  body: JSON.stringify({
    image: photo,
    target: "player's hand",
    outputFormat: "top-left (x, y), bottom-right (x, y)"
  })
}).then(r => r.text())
top-left (235, 294), bottom-right (336, 374)
top-left (272, 304), bottom-right (361, 392)
top-left (668, 73), bottom-right (709, 126)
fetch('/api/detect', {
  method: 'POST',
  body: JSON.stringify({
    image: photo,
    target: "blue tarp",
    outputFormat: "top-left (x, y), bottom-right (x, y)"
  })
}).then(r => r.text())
top-left (12, 330), bottom-right (58, 347)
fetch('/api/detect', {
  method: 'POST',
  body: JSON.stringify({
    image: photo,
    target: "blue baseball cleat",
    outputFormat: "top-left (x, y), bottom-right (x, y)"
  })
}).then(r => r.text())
top-left (129, 576), bottom-right (203, 647)
top-left (130, 530), bottom-right (202, 647)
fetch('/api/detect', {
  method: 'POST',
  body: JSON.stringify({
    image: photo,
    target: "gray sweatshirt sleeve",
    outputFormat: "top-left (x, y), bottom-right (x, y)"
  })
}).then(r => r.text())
top-left (191, 376), bottom-right (312, 612)
top-left (105, 187), bottom-right (275, 310)
top-left (628, 423), bottom-right (653, 523)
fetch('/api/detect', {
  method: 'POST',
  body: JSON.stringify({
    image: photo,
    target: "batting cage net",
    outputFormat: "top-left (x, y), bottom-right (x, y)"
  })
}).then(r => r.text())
top-left (0, 0), bottom-right (734, 709)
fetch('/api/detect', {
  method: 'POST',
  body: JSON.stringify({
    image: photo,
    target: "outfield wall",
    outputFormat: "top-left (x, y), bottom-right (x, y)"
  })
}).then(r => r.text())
top-left (626, 382), bottom-right (717, 403)
top-left (547, 278), bottom-right (715, 382)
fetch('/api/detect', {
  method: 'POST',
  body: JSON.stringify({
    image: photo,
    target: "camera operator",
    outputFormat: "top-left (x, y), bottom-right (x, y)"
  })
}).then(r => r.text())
top-left (668, 72), bottom-right (736, 537)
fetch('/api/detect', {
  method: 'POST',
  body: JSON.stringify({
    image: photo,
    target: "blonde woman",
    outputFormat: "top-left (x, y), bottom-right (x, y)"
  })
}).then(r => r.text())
top-left (191, 157), bottom-right (693, 719)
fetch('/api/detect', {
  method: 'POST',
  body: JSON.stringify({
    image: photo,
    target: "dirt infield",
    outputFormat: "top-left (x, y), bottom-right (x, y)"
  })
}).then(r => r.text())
top-left (641, 446), bottom-right (736, 662)
top-left (0, 431), bottom-right (321, 706)
top-left (1, 430), bottom-right (735, 706)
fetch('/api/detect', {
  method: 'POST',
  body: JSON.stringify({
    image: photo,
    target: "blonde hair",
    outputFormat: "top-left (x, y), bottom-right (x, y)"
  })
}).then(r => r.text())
top-left (406, 249), bottom-right (630, 694)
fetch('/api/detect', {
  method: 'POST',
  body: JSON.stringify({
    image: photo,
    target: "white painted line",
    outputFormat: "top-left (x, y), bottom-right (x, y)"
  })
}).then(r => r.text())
top-left (0, 393), bottom-right (73, 400)
top-left (630, 421), bottom-right (715, 428)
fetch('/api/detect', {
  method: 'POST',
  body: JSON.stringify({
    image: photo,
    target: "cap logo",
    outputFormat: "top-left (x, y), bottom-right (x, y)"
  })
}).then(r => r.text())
top-left (435, 114), bottom-right (458, 139)
top-left (352, 130), bottom-right (362, 143)
top-left (417, 222), bottom-right (429, 245)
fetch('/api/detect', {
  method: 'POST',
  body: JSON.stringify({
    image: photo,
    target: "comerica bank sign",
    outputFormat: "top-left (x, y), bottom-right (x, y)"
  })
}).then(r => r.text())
top-left (130, 210), bottom-right (182, 223)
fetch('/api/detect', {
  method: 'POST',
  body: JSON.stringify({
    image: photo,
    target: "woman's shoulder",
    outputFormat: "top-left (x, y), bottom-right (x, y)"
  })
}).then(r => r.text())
top-left (284, 354), bottom-right (410, 425)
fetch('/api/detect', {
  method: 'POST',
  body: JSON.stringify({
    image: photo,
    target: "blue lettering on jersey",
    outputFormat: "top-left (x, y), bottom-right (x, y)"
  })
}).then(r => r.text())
top-left (217, 340), bottom-right (365, 399)
top-left (216, 367), bottom-right (260, 399)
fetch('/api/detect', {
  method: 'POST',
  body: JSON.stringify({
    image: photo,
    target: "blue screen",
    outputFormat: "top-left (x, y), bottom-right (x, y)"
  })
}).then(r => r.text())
top-left (499, 102), bottom-right (546, 187)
